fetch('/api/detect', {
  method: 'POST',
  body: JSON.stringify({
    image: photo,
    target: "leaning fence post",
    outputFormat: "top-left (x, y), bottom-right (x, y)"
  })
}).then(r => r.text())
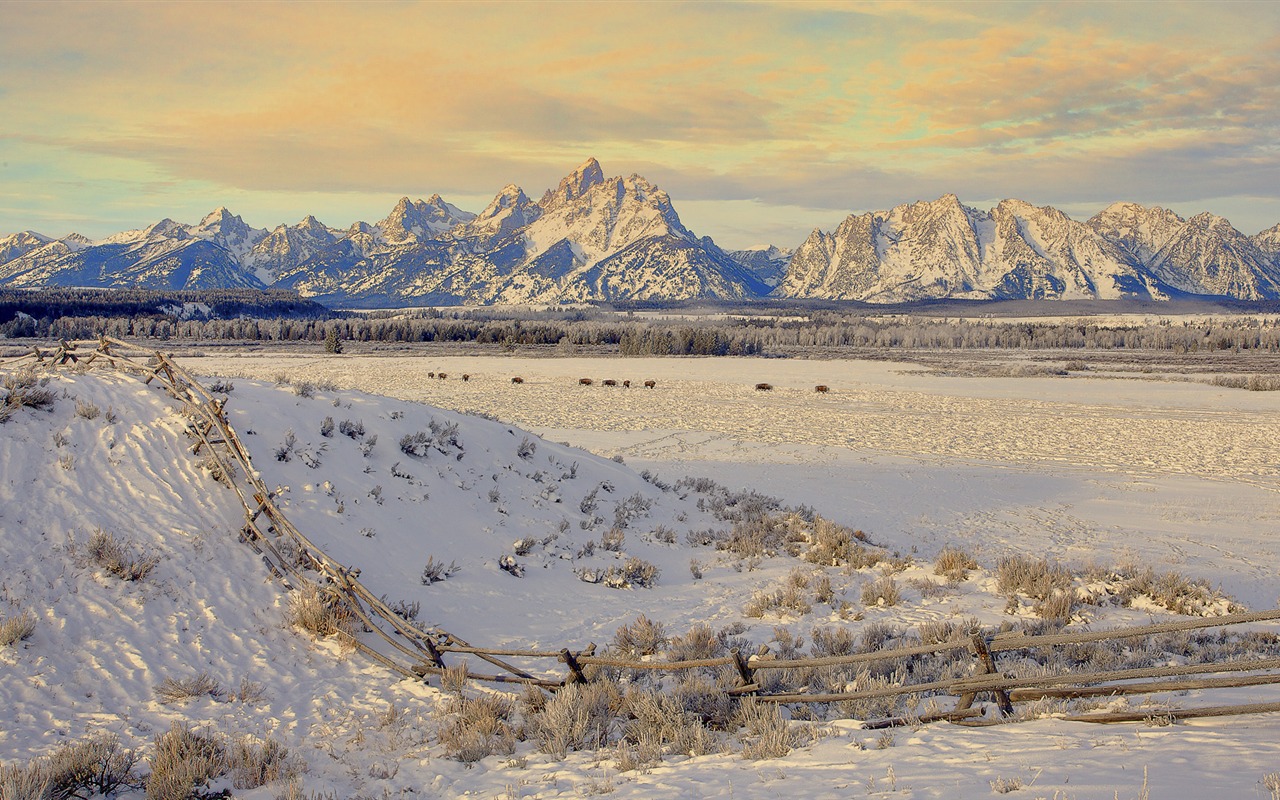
top-left (560, 648), bottom-right (588, 684)
top-left (964, 633), bottom-right (1015, 716)
top-left (731, 647), bottom-right (756, 691)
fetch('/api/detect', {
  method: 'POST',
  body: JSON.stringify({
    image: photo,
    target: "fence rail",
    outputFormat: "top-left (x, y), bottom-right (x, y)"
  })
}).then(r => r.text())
top-left (8, 337), bottom-right (1280, 728)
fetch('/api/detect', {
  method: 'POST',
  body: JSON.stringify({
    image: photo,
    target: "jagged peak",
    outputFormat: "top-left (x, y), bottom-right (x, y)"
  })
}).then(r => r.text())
top-left (541, 158), bottom-right (606, 208)
top-left (477, 184), bottom-right (533, 220)
top-left (199, 206), bottom-right (241, 225)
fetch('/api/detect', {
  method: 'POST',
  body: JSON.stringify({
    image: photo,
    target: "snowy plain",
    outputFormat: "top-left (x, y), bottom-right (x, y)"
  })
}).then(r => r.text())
top-left (2, 344), bottom-right (1280, 799)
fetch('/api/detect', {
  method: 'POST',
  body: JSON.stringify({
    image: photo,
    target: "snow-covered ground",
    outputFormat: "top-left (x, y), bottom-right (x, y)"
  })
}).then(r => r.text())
top-left (3, 348), bottom-right (1280, 798)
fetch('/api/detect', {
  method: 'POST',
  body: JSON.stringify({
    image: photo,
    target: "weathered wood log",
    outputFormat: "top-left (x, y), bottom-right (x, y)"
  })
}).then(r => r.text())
top-left (861, 707), bottom-right (986, 729)
top-left (1064, 701), bottom-right (1280, 724)
top-left (1009, 671), bottom-right (1280, 701)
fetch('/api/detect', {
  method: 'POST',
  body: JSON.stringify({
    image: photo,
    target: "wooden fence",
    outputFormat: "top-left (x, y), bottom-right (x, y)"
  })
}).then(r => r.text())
top-left (8, 337), bottom-right (1280, 728)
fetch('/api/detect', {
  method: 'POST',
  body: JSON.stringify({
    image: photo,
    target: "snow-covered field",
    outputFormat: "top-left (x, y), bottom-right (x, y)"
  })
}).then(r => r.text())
top-left (3, 347), bottom-right (1280, 799)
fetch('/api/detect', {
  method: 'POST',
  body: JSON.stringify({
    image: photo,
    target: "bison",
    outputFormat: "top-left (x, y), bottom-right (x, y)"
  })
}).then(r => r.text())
top-left (579, 378), bottom-right (594, 386)
top-left (428, 371), bottom-right (436, 378)
top-left (438, 372), bottom-right (448, 380)
top-left (815, 385), bottom-right (829, 393)
top-left (602, 379), bottom-right (617, 387)
top-left (643, 380), bottom-right (656, 389)
top-left (462, 374), bottom-right (470, 382)
top-left (755, 383), bottom-right (773, 391)
top-left (511, 376), bottom-right (524, 384)
top-left (622, 380), bottom-right (631, 388)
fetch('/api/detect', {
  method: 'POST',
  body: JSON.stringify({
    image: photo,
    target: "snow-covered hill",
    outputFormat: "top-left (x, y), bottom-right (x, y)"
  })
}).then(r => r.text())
top-left (4, 353), bottom-right (1280, 797)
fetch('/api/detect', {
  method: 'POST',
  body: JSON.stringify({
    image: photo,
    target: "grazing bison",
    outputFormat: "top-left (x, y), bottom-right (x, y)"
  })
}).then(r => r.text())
top-left (579, 378), bottom-right (594, 386)
top-left (438, 372), bottom-right (448, 380)
top-left (602, 379), bottom-right (617, 387)
top-left (643, 380), bottom-right (656, 389)
top-left (815, 385), bottom-right (829, 393)
top-left (755, 383), bottom-right (773, 391)
top-left (622, 380), bottom-right (631, 388)
top-left (462, 374), bottom-right (470, 382)
top-left (511, 376), bottom-right (524, 384)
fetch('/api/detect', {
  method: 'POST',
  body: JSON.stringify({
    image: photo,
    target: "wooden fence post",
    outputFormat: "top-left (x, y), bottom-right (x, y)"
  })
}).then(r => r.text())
top-left (732, 648), bottom-right (756, 692)
top-left (561, 648), bottom-right (588, 684)
top-left (960, 633), bottom-right (1014, 717)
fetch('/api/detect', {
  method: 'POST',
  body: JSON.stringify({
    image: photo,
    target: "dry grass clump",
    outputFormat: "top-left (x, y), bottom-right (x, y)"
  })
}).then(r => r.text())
top-left (860, 576), bottom-right (902, 607)
top-left (995, 554), bottom-right (1072, 601)
top-left (532, 682), bottom-right (623, 759)
top-left (0, 611), bottom-right (36, 647)
top-left (665, 623), bottom-right (723, 663)
top-left (154, 672), bottom-right (225, 704)
top-left (7, 733), bottom-right (141, 800)
top-left (1212, 374), bottom-right (1280, 391)
top-left (146, 723), bottom-right (227, 800)
top-left (934, 546), bottom-right (979, 582)
top-left (0, 368), bottom-right (56, 423)
top-left (611, 614), bottom-right (667, 658)
top-left (800, 517), bottom-right (881, 569)
top-left (287, 583), bottom-right (355, 638)
top-left (437, 693), bottom-right (518, 763)
top-left (229, 736), bottom-right (299, 789)
top-left (735, 700), bottom-right (802, 760)
top-left (88, 528), bottom-right (159, 582)
top-left (744, 574), bottom-right (813, 618)
top-left (0, 759), bottom-right (50, 799)
top-left (1080, 565), bottom-right (1243, 616)
top-left (619, 687), bottom-right (721, 759)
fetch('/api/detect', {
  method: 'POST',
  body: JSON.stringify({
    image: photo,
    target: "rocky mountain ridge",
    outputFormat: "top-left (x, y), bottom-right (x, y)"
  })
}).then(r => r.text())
top-left (3, 162), bottom-right (1280, 305)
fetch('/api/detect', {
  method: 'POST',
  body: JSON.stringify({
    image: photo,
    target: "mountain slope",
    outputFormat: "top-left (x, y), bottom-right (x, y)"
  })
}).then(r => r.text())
top-left (778, 195), bottom-right (1277, 302)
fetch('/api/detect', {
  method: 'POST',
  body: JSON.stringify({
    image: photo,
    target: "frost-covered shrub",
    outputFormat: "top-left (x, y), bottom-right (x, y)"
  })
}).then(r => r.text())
top-left (1, 368), bottom-right (56, 420)
top-left (154, 672), bottom-right (225, 704)
top-left (44, 732), bottom-right (139, 799)
top-left (801, 517), bottom-right (880, 569)
top-left (319, 416), bottom-right (334, 437)
top-left (274, 429), bottom-right (296, 462)
top-left (146, 723), bottom-right (227, 800)
top-left (287, 583), bottom-right (354, 638)
top-left (600, 527), bottom-right (625, 552)
top-left (438, 694), bottom-right (518, 763)
top-left (665, 623), bottom-right (722, 662)
top-left (207, 379), bottom-right (234, 394)
top-left (533, 682), bottom-right (621, 759)
top-left (612, 614), bottom-right (668, 658)
top-left (74, 398), bottom-right (101, 419)
top-left (996, 554), bottom-right (1072, 601)
top-left (612, 492), bottom-right (652, 529)
top-left (0, 611), bottom-right (36, 647)
top-left (517, 437), bottom-right (537, 460)
top-left (421, 556), bottom-right (460, 584)
top-left (338, 419), bottom-right (364, 439)
top-left (860, 576), bottom-right (901, 607)
top-left (934, 546), bottom-right (979, 582)
top-left (229, 736), bottom-right (298, 789)
top-left (88, 529), bottom-right (158, 582)
top-left (735, 700), bottom-right (799, 760)
top-left (620, 688), bottom-right (720, 758)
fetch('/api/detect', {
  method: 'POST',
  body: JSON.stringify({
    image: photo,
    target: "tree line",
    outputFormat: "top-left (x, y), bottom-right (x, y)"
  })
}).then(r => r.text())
top-left (3, 290), bottom-right (1280, 353)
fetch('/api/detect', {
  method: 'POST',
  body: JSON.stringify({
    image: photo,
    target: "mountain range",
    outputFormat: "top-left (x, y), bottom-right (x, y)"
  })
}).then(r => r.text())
top-left (4, 158), bottom-right (1280, 306)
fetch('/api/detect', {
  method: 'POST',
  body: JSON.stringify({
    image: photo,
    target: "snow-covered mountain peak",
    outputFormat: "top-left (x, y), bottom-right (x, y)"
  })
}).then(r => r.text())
top-left (477, 184), bottom-right (534, 220)
top-left (144, 218), bottom-right (188, 239)
top-left (375, 195), bottom-right (473, 245)
top-left (541, 157), bottom-right (607, 209)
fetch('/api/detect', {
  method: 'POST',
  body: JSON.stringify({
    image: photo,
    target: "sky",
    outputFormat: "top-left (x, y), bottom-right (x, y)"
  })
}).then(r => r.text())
top-left (2, 0), bottom-right (1279, 249)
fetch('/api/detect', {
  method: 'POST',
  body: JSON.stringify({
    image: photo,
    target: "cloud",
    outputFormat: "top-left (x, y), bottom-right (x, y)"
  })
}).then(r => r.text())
top-left (2, 1), bottom-right (1280, 244)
